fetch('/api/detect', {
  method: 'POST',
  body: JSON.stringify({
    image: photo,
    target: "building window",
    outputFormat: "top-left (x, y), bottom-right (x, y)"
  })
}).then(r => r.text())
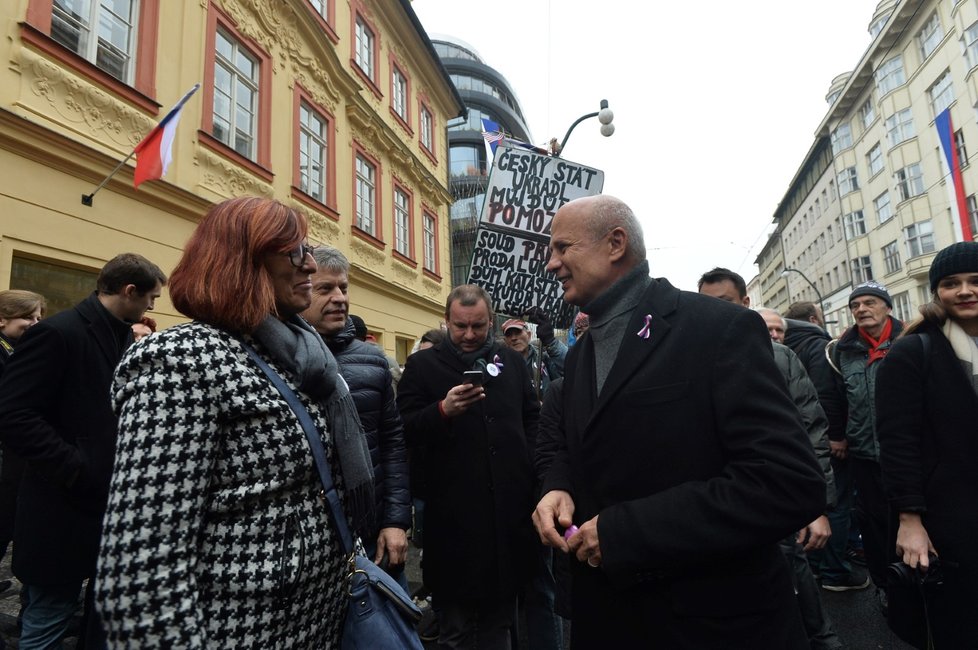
top-left (851, 256), bottom-right (874, 284)
top-left (420, 104), bottom-right (434, 152)
top-left (423, 212), bottom-right (437, 274)
top-left (844, 210), bottom-right (867, 239)
top-left (895, 163), bottom-right (925, 201)
top-left (885, 108), bottom-right (915, 147)
top-left (883, 240), bottom-right (901, 274)
top-left (450, 144), bottom-right (488, 177)
top-left (212, 29), bottom-right (259, 160)
top-left (955, 129), bottom-right (969, 167)
top-left (51, 0), bottom-right (138, 83)
top-left (10, 254), bottom-right (97, 318)
top-left (354, 15), bottom-right (374, 81)
top-left (393, 185), bottom-right (412, 258)
top-left (929, 70), bottom-right (954, 116)
top-left (355, 153), bottom-right (377, 236)
top-left (837, 166), bottom-right (859, 196)
top-left (892, 291), bottom-right (914, 323)
top-left (392, 65), bottom-right (408, 122)
top-left (965, 22), bottom-right (978, 69)
top-left (917, 12), bottom-right (944, 60)
top-left (867, 142), bottom-right (884, 176)
top-left (876, 55), bottom-right (906, 95)
top-left (905, 220), bottom-right (936, 257)
top-left (874, 191), bottom-right (893, 223)
top-left (860, 98), bottom-right (876, 130)
top-left (22, 0), bottom-right (159, 111)
top-left (831, 122), bottom-right (853, 154)
top-left (968, 194), bottom-right (978, 234)
top-left (308, 0), bottom-right (326, 16)
top-left (870, 14), bottom-right (889, 37)
top-left (298, 101), bottom-right (328, 203)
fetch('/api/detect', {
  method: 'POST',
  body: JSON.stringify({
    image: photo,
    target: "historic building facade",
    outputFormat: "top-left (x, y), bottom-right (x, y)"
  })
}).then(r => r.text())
top-left (756, 0), bottom-right (978, 335)
top-left (0, 0), bottom-right (464, 362)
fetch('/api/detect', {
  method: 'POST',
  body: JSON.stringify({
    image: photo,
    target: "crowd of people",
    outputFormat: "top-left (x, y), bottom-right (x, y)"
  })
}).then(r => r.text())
top-left (0, 193), bottom-right (973, 649)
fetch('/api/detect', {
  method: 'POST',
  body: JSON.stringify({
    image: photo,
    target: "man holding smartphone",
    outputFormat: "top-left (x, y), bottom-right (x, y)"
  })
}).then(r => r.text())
top-left (397, 284), bottom-right (540, 650)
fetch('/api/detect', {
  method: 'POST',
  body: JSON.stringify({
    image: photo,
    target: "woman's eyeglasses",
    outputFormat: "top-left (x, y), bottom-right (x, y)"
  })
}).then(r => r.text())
top-left (287, 243), bottom-right (315, 268)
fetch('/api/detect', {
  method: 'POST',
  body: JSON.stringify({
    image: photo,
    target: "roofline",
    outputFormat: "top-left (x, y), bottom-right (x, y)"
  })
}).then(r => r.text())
top-left (398, 0), bottom-right (467, 119)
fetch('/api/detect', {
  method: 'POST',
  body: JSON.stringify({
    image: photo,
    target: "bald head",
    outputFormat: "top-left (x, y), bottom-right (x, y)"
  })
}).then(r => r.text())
top-left (547, 195), bottom-right (646, 306)
top-left (564, 195), bottom-right (646, 262)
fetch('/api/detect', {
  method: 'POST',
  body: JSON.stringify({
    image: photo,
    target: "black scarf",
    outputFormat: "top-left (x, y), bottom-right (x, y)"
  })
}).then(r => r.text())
top-left (444, 334), bottom-right (496, 368)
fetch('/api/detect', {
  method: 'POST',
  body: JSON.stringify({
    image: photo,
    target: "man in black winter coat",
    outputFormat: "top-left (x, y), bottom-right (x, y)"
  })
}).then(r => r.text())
top-left (301, 247), bottom-right (411, 581)
top-left (398, 284), bottom-right (540, 650)
top-left (534, 195), bottom-right (824, 649)
top-left (0, 253), bottom-right (165, 649)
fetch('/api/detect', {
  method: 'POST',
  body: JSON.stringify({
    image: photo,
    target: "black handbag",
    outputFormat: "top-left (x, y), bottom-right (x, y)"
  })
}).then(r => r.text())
top-left (241, 343), bottom-right (423, 650)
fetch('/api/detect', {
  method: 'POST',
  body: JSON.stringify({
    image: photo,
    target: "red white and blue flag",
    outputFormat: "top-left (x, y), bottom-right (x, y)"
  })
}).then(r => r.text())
top-left (133, 84), bottom-right (200, 189)
top-left (481, 117), bottom-right (549, 159)
top-left (935, 108), bottom-right (975, 241)
top-left (481, 117), bottom-right (506, 157)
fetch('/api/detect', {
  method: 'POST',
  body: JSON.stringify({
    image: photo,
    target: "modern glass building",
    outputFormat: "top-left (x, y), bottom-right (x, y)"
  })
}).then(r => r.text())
top-left (430, 36), bottom-right (534, 285)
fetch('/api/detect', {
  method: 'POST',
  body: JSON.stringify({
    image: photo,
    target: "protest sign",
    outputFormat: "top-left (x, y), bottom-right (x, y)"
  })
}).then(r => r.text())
top-left (466, 145), bottom-right (604, 328)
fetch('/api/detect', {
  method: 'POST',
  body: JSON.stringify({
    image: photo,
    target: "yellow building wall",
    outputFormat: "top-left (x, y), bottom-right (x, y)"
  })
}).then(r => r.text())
top-left (0, 0), bottom-right (460, 352)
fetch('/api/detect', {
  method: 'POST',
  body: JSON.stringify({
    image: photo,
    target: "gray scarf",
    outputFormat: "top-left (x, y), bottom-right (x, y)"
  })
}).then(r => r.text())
top-left (252, 314), bottom-right (376, 534)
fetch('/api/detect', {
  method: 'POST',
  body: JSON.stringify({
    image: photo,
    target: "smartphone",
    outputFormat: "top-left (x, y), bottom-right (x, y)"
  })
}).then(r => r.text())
top-left (462, 370), bottom-right (484, 386)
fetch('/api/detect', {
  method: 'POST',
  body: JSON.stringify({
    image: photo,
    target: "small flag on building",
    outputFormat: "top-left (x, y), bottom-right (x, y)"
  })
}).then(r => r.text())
top-left (133, 83), bottom-right (200, 188)
top-left (481, 117), bottom-right (505, 157)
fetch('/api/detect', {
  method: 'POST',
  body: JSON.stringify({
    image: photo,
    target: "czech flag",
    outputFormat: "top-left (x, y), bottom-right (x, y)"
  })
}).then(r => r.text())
top-left (935, 108), bottom-right (975, 241)
top-left (133, 84), bottom-right (200, 189)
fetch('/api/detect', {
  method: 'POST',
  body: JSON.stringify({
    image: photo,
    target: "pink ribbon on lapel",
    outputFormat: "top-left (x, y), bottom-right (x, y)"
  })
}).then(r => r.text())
top-left (636, 314), bottom-right (652, 340)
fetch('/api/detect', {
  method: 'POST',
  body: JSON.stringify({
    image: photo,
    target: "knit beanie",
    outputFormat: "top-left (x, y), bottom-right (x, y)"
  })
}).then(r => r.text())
top-left (849, 280), bottom-right (892, 308)
top-left (929, 241), bottom-right (978, 291)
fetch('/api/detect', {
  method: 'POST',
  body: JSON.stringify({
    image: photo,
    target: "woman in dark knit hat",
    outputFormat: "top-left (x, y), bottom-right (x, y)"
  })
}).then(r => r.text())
top-left (875, 240), bottom-right (978, 648)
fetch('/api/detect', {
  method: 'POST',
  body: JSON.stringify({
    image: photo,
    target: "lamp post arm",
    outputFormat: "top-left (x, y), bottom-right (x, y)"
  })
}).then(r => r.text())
top-left (557, 111), bottom-right (599, 157)
top-left (783, 268), bottom-right (826, 319)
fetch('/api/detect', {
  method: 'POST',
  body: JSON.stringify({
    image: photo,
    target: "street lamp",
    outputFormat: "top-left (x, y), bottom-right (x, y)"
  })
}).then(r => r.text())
top-left (555, 99), bottom-right (614, 157)
top-left (781, 268), bottom-right (826, 323)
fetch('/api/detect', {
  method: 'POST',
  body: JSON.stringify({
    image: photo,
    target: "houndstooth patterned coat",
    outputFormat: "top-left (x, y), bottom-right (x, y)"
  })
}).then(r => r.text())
top-left (96, 322), bottom-right (350, 649)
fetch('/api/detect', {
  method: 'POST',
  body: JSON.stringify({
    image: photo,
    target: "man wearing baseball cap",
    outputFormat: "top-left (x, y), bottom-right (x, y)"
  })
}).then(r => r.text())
top-left (825, 280), bottom-right (903, 607)
top-left (502, 308), bottom-right (567, 400)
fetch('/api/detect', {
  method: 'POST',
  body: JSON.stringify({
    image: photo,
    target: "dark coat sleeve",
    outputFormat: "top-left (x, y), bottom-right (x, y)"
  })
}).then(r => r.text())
top-left (535, 378), bottom-right (564, 484)
top-left (396, 350), bottom-right (453, 446)
top-left (779, 345), bottom-right (835, 508)
top-left (875, 334), bottom-right (928, 513)
top-left (376, 371), bottom-right (411, 529)
top-left (0, 322), bottom-right (82, 487)
top-left (334, 341), bottom-right (411, 531)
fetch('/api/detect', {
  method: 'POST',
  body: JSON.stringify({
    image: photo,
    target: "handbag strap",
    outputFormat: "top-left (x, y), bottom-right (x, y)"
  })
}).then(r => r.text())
top-left (240, 341), bottom-right (356, 556)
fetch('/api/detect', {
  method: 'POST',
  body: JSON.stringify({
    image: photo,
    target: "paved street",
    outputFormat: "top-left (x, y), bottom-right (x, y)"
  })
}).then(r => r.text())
top-left (0, 541), bottom-right (914, 649)
top-left (405, 541), bottom-right (915, 650)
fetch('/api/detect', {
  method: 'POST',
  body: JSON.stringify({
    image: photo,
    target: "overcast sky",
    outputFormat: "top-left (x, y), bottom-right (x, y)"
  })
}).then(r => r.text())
top-left (412, 0), bottom-right (883, 291)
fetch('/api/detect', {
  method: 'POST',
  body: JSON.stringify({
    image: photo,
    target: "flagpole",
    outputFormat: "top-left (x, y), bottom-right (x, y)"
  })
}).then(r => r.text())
top-left (80, 83), bottom-right (200, 207)
top-left (81, 149), bottom-right (138, 206)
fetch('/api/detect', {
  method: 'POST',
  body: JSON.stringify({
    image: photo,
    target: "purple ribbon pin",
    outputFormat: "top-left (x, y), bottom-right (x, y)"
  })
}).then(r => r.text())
top-left (637, 314), bottom-right (652, 339)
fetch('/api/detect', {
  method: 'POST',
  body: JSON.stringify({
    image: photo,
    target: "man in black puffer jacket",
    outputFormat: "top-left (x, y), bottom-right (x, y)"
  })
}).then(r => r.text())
top-left (302, 246), bottom-right (411, 586)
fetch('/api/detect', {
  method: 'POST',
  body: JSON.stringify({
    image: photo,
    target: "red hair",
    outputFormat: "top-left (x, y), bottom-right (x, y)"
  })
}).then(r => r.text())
top-left (169, 197), bottom-right (307, 333)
